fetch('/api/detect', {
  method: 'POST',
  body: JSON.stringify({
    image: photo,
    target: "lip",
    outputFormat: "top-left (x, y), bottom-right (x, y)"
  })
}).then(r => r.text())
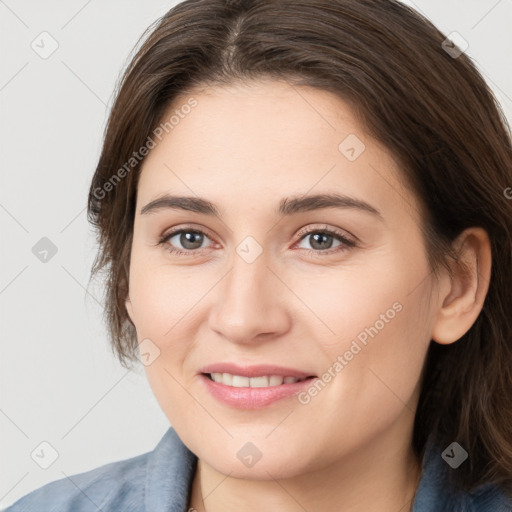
top-left (199, 362), bottom-right (315, 379)
top-left (199, 373), bottom-right (317, 409)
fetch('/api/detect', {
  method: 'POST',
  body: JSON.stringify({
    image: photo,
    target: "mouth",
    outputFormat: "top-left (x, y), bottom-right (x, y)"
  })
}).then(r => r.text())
top-left (202, 372), bottom-right (316, 388)
top-left (199, 371), bottom-right (318, 409)
top-left (198, 363), bottom-right (318, 408)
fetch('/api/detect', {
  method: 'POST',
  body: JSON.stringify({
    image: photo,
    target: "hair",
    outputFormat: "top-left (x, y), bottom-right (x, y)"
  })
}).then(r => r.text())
top-left (87, 0), bottom-right (512, 497)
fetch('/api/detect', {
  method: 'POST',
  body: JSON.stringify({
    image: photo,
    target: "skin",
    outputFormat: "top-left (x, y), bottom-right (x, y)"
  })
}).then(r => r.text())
top-left (125, 79), bottom-right (491, 512)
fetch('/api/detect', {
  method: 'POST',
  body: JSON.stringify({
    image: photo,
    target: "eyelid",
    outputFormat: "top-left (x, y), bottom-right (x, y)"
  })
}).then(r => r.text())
top-left (295, 223), bottom-right (356, 243)
top-left (159, 223), bottom-right (217, 242)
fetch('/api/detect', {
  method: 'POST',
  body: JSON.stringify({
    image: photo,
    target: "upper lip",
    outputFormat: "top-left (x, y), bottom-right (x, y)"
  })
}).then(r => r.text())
top-left (200, 363), bottom-right (316, 379)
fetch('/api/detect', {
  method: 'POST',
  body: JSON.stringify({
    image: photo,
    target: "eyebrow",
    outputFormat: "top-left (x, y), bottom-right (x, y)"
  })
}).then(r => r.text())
top-left (140, 193), bottom-right (383, 220)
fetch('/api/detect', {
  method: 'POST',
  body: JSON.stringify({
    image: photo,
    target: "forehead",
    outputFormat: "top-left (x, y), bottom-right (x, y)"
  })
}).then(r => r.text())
top-left (137, 80), bottom-right (419, 224)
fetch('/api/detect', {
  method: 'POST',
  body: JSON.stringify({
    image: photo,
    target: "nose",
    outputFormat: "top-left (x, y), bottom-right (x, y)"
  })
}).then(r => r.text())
top-left (208, 251), bottom-right (292, 345)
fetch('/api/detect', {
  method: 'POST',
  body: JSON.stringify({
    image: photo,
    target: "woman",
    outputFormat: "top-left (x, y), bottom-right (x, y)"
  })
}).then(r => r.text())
top-left (7, 0), bottom-right (512, 511)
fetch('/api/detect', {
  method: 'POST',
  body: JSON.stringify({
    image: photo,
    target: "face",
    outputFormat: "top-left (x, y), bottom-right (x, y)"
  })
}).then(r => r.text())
top-left (126, 79), bottom-right (437, 479)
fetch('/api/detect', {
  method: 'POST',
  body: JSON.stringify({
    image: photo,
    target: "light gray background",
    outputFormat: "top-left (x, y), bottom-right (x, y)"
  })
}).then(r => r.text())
top-left (1, 0), bottom-right (511, 508)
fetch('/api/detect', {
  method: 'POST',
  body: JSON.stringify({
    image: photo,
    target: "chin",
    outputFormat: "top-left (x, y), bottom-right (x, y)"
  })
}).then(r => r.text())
top-left (208, 456), bottom-right (305, 481)
top-left (196, 437), bottom-right (313, 480)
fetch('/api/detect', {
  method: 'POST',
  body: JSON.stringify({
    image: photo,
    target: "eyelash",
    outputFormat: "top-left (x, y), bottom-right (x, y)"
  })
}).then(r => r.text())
top-left (157, 224), bottom-right (356, 258)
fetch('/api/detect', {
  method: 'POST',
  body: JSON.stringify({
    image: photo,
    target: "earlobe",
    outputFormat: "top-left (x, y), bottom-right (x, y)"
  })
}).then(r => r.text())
top-left (431, 227), bottom-right (492, 345)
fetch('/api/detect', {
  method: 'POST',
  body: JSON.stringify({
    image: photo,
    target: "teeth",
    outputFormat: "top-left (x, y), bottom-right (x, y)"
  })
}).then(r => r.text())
top-left (232, 375), bottom-right (250, 387)
top-left (209, 373), bottom-right (303, 387)
top-left (249, 376), bottom-right (269, 388)
top-left (269, 375), bottom-right (284, 386)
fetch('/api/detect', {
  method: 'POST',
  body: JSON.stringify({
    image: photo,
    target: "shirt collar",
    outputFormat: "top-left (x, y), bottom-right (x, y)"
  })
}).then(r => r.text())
top-left (411, 434), bottom-right (464, 511)
top-left (145, 427), bottom-right (198, 512)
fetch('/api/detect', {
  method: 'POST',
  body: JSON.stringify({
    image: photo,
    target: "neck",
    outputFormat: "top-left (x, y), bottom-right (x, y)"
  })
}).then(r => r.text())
top-left (188, 412), bottom-right (423, 512)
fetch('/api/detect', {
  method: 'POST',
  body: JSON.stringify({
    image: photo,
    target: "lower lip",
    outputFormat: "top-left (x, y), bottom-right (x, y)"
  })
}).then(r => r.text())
top-left (199, 374), bottom-right (317, 409)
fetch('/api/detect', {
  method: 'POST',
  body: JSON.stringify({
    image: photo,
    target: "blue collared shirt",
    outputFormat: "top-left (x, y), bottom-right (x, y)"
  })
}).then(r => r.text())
top-left (5, 426), bottom-right (512, 511)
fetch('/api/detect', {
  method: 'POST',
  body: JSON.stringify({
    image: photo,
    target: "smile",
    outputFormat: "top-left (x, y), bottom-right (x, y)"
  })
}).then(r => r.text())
top-left (206, 372), bottom-right (310, 387)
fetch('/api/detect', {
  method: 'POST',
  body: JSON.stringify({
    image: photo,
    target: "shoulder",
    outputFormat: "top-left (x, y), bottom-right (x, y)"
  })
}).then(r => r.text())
top-left (468, 482), bottom-right (512, 512)
top-left (4, 426), bottom-right (198, 512)
top-left (413, 436), bottom-right (512, 512)
top-left (4, 451), bottom-right (150, 512)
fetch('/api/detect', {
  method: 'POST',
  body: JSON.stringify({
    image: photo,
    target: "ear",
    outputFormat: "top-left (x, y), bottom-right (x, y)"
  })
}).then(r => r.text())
top-left (431, 227), bottom-right (492, 345)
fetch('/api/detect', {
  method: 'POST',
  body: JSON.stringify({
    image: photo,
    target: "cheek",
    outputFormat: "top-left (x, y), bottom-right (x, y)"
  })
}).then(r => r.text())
top-left (298, 289), bottom-right (429, 462)
top-left (128, 254), bottom-right (202, 338)
top-left (289, 260), bottom-right (417, 350)
top-left (129, 258), bottom-right (202, 423)
top-left (302, 247), bottom-right (432, 400)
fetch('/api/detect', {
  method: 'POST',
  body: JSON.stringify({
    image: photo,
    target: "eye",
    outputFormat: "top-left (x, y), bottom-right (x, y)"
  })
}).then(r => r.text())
top-left (294, 226), bottom-right (356, 256)
top-left (157, 224), bottom-right (356, 257)
top-left (158, 226), bottom-right (215, 256)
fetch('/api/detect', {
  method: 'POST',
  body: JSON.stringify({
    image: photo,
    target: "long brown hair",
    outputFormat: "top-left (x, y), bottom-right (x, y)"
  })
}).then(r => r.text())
top-left (87, 0), bottom-right (512, 496)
